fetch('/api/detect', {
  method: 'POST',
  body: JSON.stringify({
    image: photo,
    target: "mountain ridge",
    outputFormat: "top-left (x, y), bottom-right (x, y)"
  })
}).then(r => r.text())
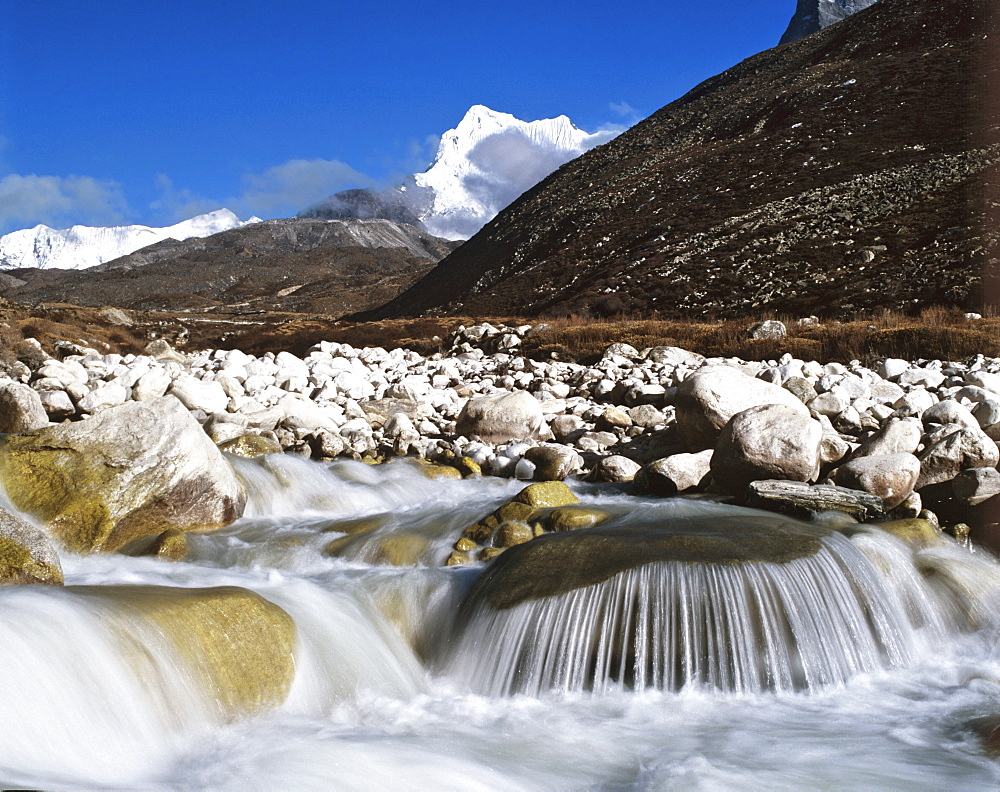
top-left (360, 0), bottom-right (998, 321)
top-left (0, 218), bottom-right (458, 315)
top-left (0, 209), bottom-right (258, 271)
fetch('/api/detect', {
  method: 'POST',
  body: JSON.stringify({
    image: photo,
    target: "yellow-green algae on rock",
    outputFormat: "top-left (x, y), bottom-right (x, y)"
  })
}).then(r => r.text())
top-left (75, 585), bottom-right (296, 718)
top-left (872, 518), bottom-right (942, 549)
top-left (218, 435), bottom-right (283, 458)
top-left (0, 506), bottom-right (63, 585)
top-left (0, 397), bottom-right (246, 553)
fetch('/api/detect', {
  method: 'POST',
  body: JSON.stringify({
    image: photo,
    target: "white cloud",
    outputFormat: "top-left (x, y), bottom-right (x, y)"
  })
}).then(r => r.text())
top-left (149, 174), bottom-right (224, 224)
top-left (230, 159), bottom-right (374, 218)
top-left (610, 101), bottom-right (638, 118)
top-left (0, 173), bottom-right (129, 233)
top-left (150, 159), bottom-right (377, 224)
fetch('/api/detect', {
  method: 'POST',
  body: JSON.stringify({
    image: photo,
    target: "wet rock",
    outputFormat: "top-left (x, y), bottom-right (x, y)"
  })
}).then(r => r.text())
top-left (0, 381), bottom-right (48, 433)
top-left (0, 506), bottom-right (63, 585)
top-left (871, 518), bottom-right (942, 549)
top-left (219, 434), bottom-right (283, 458)
top-left (142, 528), bottom-right (189, 561)
top-left (465, 512), bottom-right (831, 608)
top-left (514, 481), bottom-right (578, 508)
top-left (747, 480), bottom-right (886, 521)
top-left (91, 585), bottom-right (294, 716)
top-left (0, 396), bottom-right (246, 553)
top-left (456, 391), bottom-right (546, 443)
top-left (711, 404), bottom-right (822, 496)
top-left (676, 366), bottom-right (810, 449)
top-left (495, 521), bottom-right (534, 548)
top-left (548, 507), bottom-right (610, 532)
top-left (832, 453), bottom-right (921, 510)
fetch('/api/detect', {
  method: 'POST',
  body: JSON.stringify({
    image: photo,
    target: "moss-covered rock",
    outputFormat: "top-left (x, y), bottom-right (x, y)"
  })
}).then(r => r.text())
top-left (872, 518), bottom-right (942, 548)
top-left (0, 397), bottom-right (246, 554)
top-left (82, 585), bottom-right (294, 717)
top-left (455, 457), bottom-right (482, 478)
top-left (548, 507), bottom-right (611, 532)
top-left (467, 512), bottom-right (832, 609)
top-left (0, 506), bottom-right (63, 585)
top-left (218, 434), bottom-right (283, 458)
top-left (417, 461), bottom-right (463, 480)
top-left (494, 521), bottom-right (534, 548)
top-left (144, 528), bottom-right (189, 561)
top-left (513, 481), bottom-right (578, 508)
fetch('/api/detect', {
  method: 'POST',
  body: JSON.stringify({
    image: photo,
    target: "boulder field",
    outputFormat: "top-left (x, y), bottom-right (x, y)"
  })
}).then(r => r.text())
top-left (0, 320), bottom-right (997, 575)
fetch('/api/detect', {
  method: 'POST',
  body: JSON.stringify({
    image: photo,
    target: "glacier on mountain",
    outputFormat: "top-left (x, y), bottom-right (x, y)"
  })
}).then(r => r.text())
top-left (0, 209), bottom-right (258, 271)
top-left (302, 105), bottom-right (618, 240)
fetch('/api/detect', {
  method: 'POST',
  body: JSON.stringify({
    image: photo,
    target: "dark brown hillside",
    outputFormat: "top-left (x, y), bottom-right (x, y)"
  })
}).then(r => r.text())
top-left (364, 0), bottom-right (999, 320)
top-left (1, 218), bottom-right (458, 315)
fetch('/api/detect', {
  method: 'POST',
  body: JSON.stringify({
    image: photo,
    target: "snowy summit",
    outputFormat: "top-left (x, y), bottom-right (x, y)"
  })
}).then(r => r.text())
top-left (0, 209), bottom-right (259, 271)
top-left (302, 105), bottom-right (617, 240)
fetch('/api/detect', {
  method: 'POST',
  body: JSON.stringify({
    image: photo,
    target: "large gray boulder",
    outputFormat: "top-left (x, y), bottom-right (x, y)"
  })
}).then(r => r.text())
top-left (833, 453), bottom-right (921, 510)
top-left (710, 404), bottom-right (823, 495)
top-left (456, 391), bottom-right (547, 443)
top-left (917, 427), bottom-right (1000, 489)
top-left (634, 450), bottom-right (714, 495)
top-left (0, 396), bottom-right (246, 553)
top-left (676, 366), bottom-right (810, 449)
top-left (0, 381), bottom-right (48, 433)
top-left (855, 417), bottom-right (922, 458)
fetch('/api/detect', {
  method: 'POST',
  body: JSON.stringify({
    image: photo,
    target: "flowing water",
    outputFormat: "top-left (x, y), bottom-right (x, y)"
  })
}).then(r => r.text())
top-left (2, 455), bottom-right (1000, 790)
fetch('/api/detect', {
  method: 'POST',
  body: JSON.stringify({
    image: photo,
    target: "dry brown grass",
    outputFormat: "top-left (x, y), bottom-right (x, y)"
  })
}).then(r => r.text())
top-left (1, 297), bottom-right (996, 366)
top-left (513, 309), bottom-right (1000, 364)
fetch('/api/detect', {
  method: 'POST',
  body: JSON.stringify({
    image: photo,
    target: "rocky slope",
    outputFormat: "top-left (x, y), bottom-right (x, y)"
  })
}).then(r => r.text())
top-left (779, 0), bottom-right (880, 44)
top-left (0, 218), bottom-right (458, 315)
top-left (364, 0), bottom-right (998, 321)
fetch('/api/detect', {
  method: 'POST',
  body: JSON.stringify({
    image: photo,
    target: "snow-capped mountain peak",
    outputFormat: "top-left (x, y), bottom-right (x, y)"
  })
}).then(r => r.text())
top-left (0, 209), bottom-right (259, 271)
top-left (410, 105), bottom-right (614, 239)
top-left (301, 104), bottom-right (619, 241)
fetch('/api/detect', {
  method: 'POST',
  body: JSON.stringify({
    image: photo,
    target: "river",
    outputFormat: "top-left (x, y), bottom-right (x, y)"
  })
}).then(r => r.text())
top-left (1, 455), bottom-right (998, 790)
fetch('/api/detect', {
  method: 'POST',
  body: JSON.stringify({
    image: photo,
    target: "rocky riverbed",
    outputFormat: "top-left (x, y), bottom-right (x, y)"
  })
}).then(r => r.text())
top-left (1, 320), bottom-right (999, 575)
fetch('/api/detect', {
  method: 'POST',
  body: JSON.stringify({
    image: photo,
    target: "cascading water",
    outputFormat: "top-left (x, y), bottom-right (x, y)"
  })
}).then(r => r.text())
top-left (1, 457), bottom-right (999, 790)
top-left (445, 532), bottom-right (917, 696)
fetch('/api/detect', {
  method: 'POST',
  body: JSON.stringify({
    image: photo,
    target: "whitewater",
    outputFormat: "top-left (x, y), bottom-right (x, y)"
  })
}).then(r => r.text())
top-left (1, 455), bottom-right (999, 790)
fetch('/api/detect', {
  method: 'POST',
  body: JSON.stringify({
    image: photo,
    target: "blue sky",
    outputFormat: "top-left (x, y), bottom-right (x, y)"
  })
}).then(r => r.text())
top-left (0, 1), bottom-right (794, 233)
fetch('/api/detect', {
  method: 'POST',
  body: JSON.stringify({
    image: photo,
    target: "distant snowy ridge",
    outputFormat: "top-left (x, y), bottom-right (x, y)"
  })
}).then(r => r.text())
top-left (0, 209), bottom-right (259, 271)
top-left (302, 105), bottom-right (618, 240)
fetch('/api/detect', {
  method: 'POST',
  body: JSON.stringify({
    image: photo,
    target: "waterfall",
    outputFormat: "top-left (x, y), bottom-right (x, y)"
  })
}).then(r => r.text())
top-left (445, 532), bottom-right (929, 696)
